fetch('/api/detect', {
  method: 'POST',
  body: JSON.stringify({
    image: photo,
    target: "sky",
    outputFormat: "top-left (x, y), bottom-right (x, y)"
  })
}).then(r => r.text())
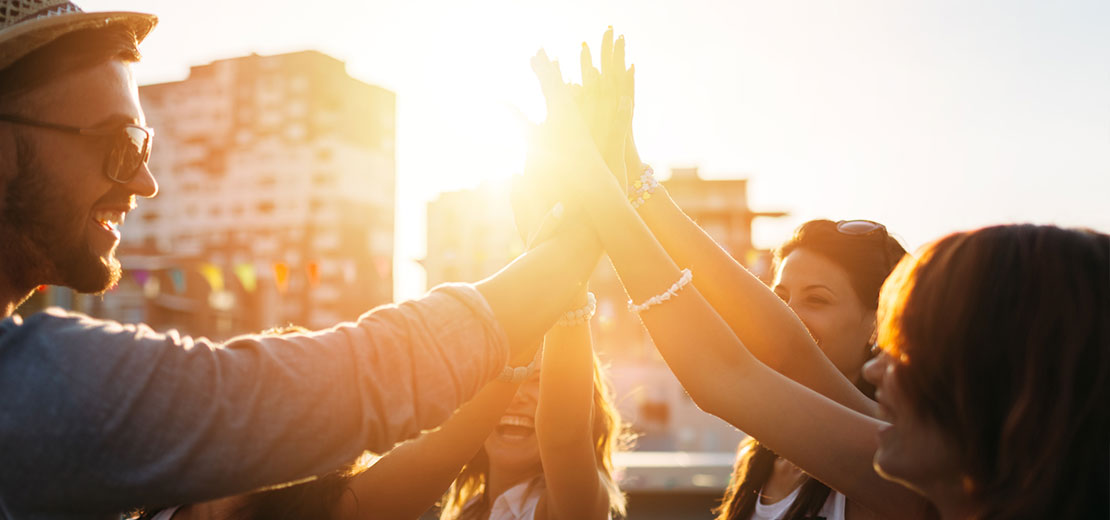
top-left (84, 0), bottom-right (1110, 299)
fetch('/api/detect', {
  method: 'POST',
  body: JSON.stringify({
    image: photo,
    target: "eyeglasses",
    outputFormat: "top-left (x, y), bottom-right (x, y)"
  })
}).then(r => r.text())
top-left (0, 114), bottom-right (153, 183)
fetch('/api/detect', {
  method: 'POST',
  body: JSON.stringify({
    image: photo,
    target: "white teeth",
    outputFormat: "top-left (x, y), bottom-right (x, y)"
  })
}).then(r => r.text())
top-left (499, 415), bottom-right (534, 428)
top-left (93, 210), bottom-right (125, 230)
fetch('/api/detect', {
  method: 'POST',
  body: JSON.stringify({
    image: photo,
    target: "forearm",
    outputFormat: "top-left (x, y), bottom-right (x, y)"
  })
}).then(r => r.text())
top-left (583, 182), bottom-right (759, 410)
top-left (636, 188), bottom-right (876, 415)
top-left (344, 379), bottom-right (520, 520)
top-left (0, 286), bottom-right (508, 513)
top-left (536, 298), bottom-right (608, 520)
top-left (477, 223), bottom-right (602, 365)
top-left (585, 188), bottom-right (929, 518)
top-left (536, 296), bottom-right (595, 447)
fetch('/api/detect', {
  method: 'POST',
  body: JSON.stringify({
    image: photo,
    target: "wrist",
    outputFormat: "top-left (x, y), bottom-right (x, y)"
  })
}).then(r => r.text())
top-left (629, 164), bottom-right (660, 210)
top-left (499, 344), bottom-right (542, 383)
top-left (556, 292), bottom-right (597, 327)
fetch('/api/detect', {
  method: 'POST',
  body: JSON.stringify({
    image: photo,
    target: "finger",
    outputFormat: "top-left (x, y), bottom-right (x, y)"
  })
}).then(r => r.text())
top-left (613, 35), bottom-right (626, 88)
top-left (626, 64), bottom-right (636, 111)
top-left (580, 43), bottom-right (595, 90)
top-left (618, 95), bottom-right (633, 132)
top-left (531, 50), bottom-right (568, 113)
top-left (600, 26), bottom-right (614, 78)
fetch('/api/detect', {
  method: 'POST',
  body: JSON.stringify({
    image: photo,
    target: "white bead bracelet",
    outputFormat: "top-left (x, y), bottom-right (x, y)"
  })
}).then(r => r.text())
top-left (498, 347), bottom-right (542, 383)
top-left (629, 165), bottom-right (660, 209)
top-left (556, 292), bottom-right (597, 327)
top-left (628, 268), bottom-right (693, 314)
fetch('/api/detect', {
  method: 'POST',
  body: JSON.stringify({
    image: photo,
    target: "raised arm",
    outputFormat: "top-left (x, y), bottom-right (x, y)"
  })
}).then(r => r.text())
top-left (338, 377), bottom-right (521, 520)
top-left (535, 288), bottom-right (611, 520)
top-left (631, 186), bottom-right (877, 415)
top-left (574, 29), bottom-right (874, 416)
top-left (527, 50), bottom-right (932, 520)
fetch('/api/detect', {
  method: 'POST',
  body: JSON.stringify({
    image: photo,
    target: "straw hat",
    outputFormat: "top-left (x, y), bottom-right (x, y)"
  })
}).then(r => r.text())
top-left (0, 0), bottom-right (156, 71)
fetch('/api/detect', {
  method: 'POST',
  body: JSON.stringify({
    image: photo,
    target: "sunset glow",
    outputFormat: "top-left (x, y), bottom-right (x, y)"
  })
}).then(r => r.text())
top-left (85, 0), bottom-right (1110, 298)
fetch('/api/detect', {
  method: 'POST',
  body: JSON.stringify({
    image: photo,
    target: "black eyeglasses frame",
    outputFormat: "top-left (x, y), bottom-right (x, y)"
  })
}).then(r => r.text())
top-left (0, 114), bottom-right (153, 184)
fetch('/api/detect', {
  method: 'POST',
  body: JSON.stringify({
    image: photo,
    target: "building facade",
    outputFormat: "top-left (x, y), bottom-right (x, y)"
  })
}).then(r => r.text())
top-left (68, 51), bottom-right (397, 337)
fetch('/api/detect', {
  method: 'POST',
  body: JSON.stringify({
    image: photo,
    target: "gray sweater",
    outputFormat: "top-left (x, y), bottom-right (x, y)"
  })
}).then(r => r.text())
top-left (0, 283), bottom-right (509, 519)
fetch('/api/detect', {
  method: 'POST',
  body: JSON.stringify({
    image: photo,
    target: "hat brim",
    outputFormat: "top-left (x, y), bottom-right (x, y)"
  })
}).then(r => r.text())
top-left (0, 10), bottom-right (157, 71)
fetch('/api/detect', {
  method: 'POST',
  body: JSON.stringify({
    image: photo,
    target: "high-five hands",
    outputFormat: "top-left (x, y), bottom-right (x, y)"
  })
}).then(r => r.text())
top-left (513, 28), bottom-right (640, 249)
top-left (572, 27), bottom-right (635, 192)
top-left (525, 50), bottom-right (623, 208)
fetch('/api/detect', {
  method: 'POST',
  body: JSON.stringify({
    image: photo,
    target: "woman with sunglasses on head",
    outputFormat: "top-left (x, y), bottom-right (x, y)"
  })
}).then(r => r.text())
top-left (714, 219), bottom-right (907, 520)
top-left (556, 28), bottom-right (924, 517)
top-left (532, 29), bottom-right (1107, 519)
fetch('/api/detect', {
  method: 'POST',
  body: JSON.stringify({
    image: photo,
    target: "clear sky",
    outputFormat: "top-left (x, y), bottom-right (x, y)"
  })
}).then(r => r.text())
top-left (85, 0), bottom-right (1110, 299)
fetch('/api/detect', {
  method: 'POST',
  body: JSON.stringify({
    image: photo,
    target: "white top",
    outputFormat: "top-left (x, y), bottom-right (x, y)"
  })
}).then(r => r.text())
top-left (488, 478), bottom-right (544, 520)
top-left (149, 506), bottom-right (182, 520)
top-left (486, 476), bottom-right (613, 520)
top-left (751, 486), bottom-right (846, 520)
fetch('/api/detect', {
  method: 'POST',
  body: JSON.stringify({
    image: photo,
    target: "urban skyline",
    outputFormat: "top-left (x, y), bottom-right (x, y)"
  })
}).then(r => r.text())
top-left (82, 0), bottom-right (1110, 303)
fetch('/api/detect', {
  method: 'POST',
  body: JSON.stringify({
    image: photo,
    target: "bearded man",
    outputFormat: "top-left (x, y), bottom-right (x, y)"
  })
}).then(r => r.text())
top-left (0, 2), bottom-right (600, 517)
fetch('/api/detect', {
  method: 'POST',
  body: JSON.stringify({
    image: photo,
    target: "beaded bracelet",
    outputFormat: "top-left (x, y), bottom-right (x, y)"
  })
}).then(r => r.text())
top-left (628, 268), bottom-right (693, 314)
top-left (556, 292), bottom-right (597, 327)
top-left (498, 347), bottom-right (542, 383)
top-left (629, 165), bottom-right (660, 209)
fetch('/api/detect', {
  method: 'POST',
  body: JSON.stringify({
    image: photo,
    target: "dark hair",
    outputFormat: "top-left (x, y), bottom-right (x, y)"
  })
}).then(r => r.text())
top-left (0, 25), bottom-right (141, 108)
top-left (715, 219), bottom-right (905, 520)
top-left (774, 219), bottom-right (908, 310)
top-left (714, 439), bottom-right (833, 520)
top-left (877, 224), bottom-right (1109, 519)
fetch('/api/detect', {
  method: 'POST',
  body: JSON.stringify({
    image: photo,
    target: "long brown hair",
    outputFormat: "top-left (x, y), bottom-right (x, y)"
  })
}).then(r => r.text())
top-left (439, 353), bottom-right (630, 519)
top-left (877, 224), bottom-right (1108, 519)
top-left (714, 219), bottom-right (905, 520)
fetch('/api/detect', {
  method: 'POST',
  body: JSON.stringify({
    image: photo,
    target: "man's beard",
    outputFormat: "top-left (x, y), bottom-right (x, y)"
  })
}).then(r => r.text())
top-left (0, 135), bottom-right (123, 294)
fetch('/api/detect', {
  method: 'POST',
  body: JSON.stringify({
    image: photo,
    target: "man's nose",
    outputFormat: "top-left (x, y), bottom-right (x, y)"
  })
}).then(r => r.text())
top-left (124, 162), bottom-right (158, 198)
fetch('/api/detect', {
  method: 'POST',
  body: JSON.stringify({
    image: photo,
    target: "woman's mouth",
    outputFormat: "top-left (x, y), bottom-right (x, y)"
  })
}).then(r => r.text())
top-left (495, 415), bottom-right (535, 440)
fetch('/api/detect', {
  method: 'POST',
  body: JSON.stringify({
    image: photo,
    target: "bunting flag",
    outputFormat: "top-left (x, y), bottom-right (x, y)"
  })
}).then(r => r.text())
top-left (131, 269), bottom-right (150, 286)
top-left (199, 263), bottom-right (224, 292)
top-left (142, 277), bottom-right (161, 299)
top-left (273, 262), bottom-right (290, 293)
top-left (169, 268), bottom-right (186, 294)
top-left (306, 261), bottom-right (320, 287)
top-left (234, 263), bottom-right (257, 293)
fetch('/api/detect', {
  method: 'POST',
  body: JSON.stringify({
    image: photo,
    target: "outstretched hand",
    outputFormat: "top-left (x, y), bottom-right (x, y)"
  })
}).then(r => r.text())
top-left (574, 27), bottom-right (635, 191)
top-left (593, 27), bottom-right (645, 190)
top-left (527, 50), bottom-right (626, 206)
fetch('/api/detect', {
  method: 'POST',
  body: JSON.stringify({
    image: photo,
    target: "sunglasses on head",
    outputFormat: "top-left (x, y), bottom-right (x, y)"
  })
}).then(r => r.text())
top-left (0, 114), bottom-right (153, 183)
top-left (835, 219), bottom-right (887, 238)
